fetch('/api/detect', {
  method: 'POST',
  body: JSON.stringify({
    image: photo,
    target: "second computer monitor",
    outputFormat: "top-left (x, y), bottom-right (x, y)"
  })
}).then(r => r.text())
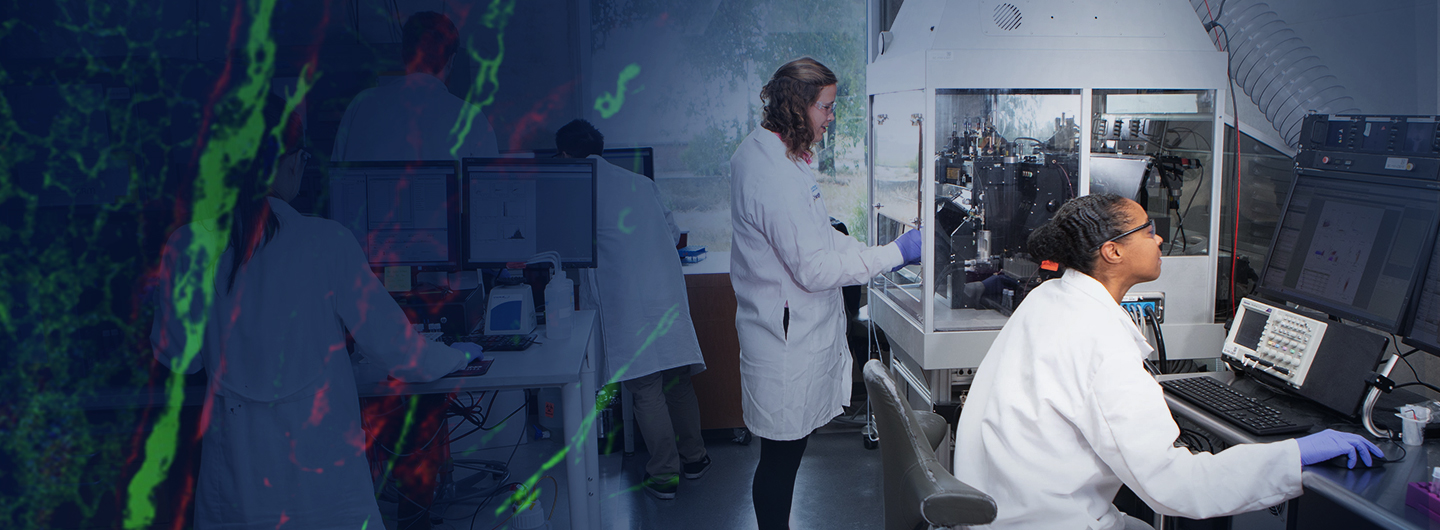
top-left (1258, 171), bottom-right (1440, 333)
top-left (463, 158), bottom-right (596, 268)
top-left (1403, 237), bottom-right (1440, 355)
top-left (327, 161), bottom-right (461, 269)
top-left (533, 147), bottom-right (655, 180)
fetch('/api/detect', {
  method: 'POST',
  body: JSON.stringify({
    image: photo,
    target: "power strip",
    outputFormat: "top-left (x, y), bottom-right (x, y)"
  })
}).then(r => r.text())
top-left (1121, 291), bottom-right (1165, 324)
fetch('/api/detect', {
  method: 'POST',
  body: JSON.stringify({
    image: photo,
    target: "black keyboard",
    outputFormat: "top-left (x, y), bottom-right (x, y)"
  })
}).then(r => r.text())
top-left (1160, 376), bottom-right (1311, 436)
top-left (449, 333), bottom-right (537, 352)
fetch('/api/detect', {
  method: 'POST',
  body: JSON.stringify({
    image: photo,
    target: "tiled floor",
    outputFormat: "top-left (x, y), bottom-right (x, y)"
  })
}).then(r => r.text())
top-left (383, 409), bottom-right (885, 530)
top-left (600, 424), bottom-right (885, 530)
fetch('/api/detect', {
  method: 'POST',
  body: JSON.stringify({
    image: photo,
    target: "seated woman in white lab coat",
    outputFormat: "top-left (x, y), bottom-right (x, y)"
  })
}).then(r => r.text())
top-left (951, 193), bottom-right (1382, 530)
top-left (151, 95), bottom-right (477, 530)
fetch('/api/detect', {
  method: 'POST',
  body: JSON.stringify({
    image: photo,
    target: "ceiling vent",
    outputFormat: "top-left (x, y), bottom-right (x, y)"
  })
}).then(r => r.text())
top-left (993, 3), bottom-right (1022, 31)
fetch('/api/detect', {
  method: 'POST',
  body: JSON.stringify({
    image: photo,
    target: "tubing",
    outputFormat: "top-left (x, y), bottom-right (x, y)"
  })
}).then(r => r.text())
top-left (1189, 0), bottom-right (1360, 148)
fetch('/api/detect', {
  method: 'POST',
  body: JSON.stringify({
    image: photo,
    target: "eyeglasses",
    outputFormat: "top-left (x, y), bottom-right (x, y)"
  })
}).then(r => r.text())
top-left (1089, 219), bottom-right (1154, 253)
top-left (814, 99), bottom-right (837, 114)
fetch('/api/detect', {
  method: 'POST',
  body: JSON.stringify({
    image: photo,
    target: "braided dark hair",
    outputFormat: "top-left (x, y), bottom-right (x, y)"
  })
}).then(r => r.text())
top-left (760, 57), bottom-right (836, 162)
top-left (1025, 194), bottom-right (1135, 275)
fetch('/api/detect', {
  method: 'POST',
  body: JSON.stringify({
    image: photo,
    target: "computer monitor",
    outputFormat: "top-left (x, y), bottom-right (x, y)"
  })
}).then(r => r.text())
top-left (327, 161), bottom-right (461, 268)
top-left (1402, 240), bottom-right (1440, 355)
top-left (1258, 170), bottom-right (1440, 333)
top-left (533, 147), bottom-right (655, 180)
top-left (463, 158), bottom-right (597, 268)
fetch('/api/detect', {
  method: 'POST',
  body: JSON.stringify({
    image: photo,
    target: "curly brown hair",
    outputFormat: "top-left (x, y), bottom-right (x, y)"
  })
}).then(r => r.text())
top-left (760, 57), bottom-right (837, 162)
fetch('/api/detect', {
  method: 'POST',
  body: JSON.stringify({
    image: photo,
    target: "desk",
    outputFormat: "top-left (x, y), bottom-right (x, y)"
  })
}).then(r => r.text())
top-left (1161, 371), bottom-right (1437, 530)
top-left (355, 310), bottom-right (601, 530)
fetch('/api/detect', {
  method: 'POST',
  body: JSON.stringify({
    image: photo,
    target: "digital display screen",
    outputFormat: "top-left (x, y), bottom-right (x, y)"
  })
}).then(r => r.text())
top-left (1233, 307), bottom-right (1269, 351)
top-left (465, 159), bottom-right (597, 268)
top-left (328, 163), bottom-right (458, 267)
top-left (1362, 122), bottom-right (1393, 151)
top-left (1404, 123), bottom-right (1435, 153)
top-left (1260, 174), bottom-right (1440, 332)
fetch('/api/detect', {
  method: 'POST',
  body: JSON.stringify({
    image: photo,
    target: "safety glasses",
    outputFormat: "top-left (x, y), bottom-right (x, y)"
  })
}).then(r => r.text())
top-left (1090, 219), bottom-right (1154, 254)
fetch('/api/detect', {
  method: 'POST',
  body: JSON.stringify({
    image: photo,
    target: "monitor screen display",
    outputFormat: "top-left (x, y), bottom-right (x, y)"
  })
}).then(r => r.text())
top-left (1403, 241), bottom-right (1440, 355)
top-left (1362, 121), bottom-right (1394, 151)
top-left (464, 158), bottom-right (596, 268)
top-left (532, 147), bottom-right (655, 180)
top-left (1324, 121), bottom-right (1348, 148)
top-left (327, 161), bottom-right (460, 267)
top-left (1259, 172), bottom-right (1440, 332)
top-left (1404, 122), bottom-right (1435, 154)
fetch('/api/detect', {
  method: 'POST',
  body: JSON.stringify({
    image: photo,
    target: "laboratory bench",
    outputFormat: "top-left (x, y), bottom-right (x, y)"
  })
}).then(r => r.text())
top-left (680, 251), bottom-right (747, 431)
top-left (1161, 371), bottom-right (1440, 530)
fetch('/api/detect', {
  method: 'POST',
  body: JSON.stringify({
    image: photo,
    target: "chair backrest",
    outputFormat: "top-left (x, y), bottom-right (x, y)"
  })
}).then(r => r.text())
top-left (863, 360), bottom-right (997, 530)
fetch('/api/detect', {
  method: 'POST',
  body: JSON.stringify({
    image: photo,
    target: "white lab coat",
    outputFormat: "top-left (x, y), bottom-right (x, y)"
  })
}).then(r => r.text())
top-left (151, 197), bottom-right (467, 530)
top-left (577, 156), bottom-right (706, 384)
top-left (729, 128), bottom-right (904, 441)
top-left (331, 72), bottom-right (499, 161)
top-left (953, 269), bottom-right (1303, 530)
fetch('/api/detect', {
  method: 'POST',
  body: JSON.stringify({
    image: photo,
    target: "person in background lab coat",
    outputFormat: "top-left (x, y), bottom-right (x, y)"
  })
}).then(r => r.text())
top-left (151, 94), bottom-right (477, 529)
top-left (952, 194), bottom-right (1383, 530)
top-left (729, 57), bottom-right (922, 529)
top-left (329, 13), bottom-right (494, 526)
top-left (556, 119), bottom-right (711, 500)
top-left (331, 11), bottom-right (499, 161)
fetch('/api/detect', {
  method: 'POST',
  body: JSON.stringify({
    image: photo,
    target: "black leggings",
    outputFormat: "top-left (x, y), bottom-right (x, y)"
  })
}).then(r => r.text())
top-left (752, 434), bottom-right (810, 530)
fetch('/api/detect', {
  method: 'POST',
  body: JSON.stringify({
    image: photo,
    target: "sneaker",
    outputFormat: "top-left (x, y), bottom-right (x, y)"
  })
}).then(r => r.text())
top-left (682, 455), bottom-right (711, 480)
top-left (642, 473), bottom-right (677, 500)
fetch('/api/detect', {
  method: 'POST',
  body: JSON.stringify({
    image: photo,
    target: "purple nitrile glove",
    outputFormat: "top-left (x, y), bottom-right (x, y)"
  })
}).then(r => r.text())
top-left (890, 229), bottom-right (923, 272)
top-left (1296, 429), bottom-right (1383, 468)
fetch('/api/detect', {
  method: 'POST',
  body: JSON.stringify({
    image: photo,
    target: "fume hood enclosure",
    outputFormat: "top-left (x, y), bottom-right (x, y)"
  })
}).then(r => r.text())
top-left (867, 0), bottom-right (1231, 402)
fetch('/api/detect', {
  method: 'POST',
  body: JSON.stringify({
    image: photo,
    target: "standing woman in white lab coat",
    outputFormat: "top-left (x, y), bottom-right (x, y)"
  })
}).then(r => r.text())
top-left (951, 194), bottom-right (1382, 530)
top-left (151, 94), bottom-right (477, 529)
top-left (729, 57), bottom-right (921, 529)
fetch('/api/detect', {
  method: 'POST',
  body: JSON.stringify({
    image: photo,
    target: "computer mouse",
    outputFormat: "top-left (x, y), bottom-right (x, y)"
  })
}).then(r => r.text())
top-left (1319, 452), bottom-right (1388, 469)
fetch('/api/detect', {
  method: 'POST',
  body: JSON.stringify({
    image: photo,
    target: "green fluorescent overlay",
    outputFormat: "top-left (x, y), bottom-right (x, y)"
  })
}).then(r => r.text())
top-left (617, 207), bottom-right (635, 234)
top-left (496, 304), bottom-right (681, 516)
top-left (123, 0), bottom-right (286, 526)
top-left (593, 63), bottom-right (640, 119)
top-left (450, 0), bottom-right (515, 157)
top-left (0, 0), bottom-right (725, 527)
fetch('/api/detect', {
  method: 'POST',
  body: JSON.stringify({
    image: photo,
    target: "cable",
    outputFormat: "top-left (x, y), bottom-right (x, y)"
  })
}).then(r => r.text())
top-left (1212, 0), bottom-right (1229, 23)
top-left (468, 424), bottom-right (528, 530)
top-left (541, 475), bottom-right (559, 520)
top-left (1394, 381), bottom-right (1440, 395)
top-left (1204, 20), bottom-right (1243, 320)
top-left (390, 0), bottom-right (405, 43)
top-left (1052, 159), bottom-right (1077, 199)
top-left (366, 402), bottom-right (451, 458)
top-left (1163, 127), bottom-right (1213, 151)
top-left (1145, 307), bottom-right (1168, 375)
top-left (478, 401), bottom-right (528, 432)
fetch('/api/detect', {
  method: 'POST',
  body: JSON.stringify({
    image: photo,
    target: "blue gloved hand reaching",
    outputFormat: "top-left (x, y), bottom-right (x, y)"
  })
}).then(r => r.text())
top-left (891, 229), bottom-right (923, 272)
top-left (1296, 429), bottom-right (1384, 468)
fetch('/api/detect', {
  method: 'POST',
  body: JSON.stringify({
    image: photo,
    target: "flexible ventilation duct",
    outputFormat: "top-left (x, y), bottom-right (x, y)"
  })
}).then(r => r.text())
top-left (1189, 0), bottom-right (1360, 148)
